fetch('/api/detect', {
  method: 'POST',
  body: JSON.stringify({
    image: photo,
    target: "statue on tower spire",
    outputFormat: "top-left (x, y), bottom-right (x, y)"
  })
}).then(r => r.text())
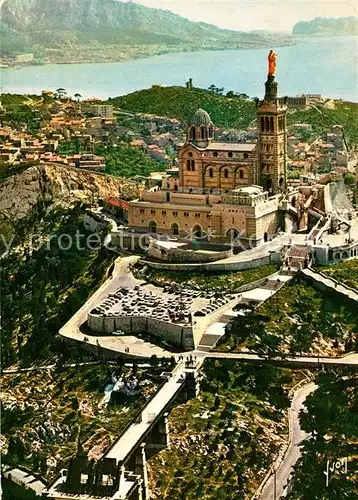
top-left (268, 50), bottom-right (277, 77)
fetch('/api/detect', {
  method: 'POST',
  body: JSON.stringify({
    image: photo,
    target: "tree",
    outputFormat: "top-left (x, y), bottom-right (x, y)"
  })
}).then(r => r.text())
top-left (344, 173), bottom-right (355, 185)
top-left (56, 88), bottom-right (67, 99)
top-left (150, 354), bottom-right (158, 369)
top-left (74, 93), bottom-right (82, 102)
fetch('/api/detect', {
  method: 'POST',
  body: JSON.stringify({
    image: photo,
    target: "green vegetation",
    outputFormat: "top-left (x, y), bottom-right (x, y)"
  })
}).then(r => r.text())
top-left (149, 360), bottom-right (307, 499)
top-left (96, 144), bottom-right (167, 178)
top-left (344, 173), bottom-right (356, 185)
top-left (140, 264), bottom-right (278, 291)
top-left (218, 278), bottom-right (358, 356)
top-left (111, 86), bottom-right (257, 130)
top-left (317, 259), bottom-right (358, 290)
top-left (111, 86), bottom-right (358, 147)
top-left (2, 479), bottom-right (39, 500)
top-left (57, 141), bottom-right (167, 178)
top-left (287, 101), bottom-right (358, 148)
top-left (287, 370), bottom-right (358, 499)
top-left (1, 362), bottom-right (161, 481)
top-left (1, 202), bottom-right (115, 367)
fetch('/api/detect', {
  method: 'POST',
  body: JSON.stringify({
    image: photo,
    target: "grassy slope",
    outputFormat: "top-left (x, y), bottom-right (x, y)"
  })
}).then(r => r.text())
top-left (140, 265), bottom-right (278, 292)
top-left (110, 86), bottom-right (358, 146)
top-left (287, 101), bottom-right (358, 148)
top-left (110, 87), bottom-right (257, 130)
top-left (316, 259), bottom-right (358, 290)
top-left (148, 360), bottom-right (307, 499)
top-left (218, 278), bottom-right (358, 356)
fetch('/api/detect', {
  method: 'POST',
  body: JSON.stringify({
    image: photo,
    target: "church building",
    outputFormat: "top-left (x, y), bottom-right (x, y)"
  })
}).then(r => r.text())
top-left (128, 53), bottom-right (290, 246)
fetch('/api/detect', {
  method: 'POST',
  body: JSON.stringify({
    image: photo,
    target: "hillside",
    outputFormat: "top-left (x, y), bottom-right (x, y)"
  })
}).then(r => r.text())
top-left (0, 163), bottom-right (139, 224)
top-left (110, 86), bottom-right (257, 130)
top-left (0, 0), bottom-right (293, 63)
top-left (293, 17), bottom-right (358, 36)
top-left (110, 86), bottom-right (358, 146)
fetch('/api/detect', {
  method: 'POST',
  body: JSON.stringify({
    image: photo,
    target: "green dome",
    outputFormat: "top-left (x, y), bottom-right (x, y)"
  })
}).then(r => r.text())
top-left (188, 108), bottom-right (213, 126)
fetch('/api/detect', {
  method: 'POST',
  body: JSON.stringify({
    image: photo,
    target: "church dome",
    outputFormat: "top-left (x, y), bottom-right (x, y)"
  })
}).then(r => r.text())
top-left (188, 108), bottom-right (213, 126)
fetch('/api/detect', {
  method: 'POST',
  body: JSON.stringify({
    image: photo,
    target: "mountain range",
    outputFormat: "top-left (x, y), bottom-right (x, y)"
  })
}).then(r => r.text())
top-left (293, 17), bottom-right (358, 36)
top-left (0, 0), bottom-right (293, 63)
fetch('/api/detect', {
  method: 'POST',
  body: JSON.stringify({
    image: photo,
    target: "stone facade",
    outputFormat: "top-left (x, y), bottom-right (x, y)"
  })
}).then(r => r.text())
top-left (128, 69), bottom-right (290, 246)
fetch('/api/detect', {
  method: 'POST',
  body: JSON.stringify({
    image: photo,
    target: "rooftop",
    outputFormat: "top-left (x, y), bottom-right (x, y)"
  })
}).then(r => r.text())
top-left (231, 186), bottom-right (263, 195)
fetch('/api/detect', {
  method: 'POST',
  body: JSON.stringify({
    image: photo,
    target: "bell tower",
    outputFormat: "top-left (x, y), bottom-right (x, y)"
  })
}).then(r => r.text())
top-left (256, 50), bottom-right (287, 195)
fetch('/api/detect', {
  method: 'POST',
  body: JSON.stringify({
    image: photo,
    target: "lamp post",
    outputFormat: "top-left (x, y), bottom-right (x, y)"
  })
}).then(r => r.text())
top-left (348, 213), bottom-right (353, 243)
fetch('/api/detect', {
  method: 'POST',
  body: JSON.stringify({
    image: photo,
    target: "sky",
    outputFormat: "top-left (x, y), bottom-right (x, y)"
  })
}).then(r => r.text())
top-left (134, 0), bottom-right (358, 32)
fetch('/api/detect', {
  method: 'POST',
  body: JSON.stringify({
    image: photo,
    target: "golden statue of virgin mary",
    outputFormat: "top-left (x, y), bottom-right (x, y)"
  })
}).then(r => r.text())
top-left (268, 50), bottom-right (277, 76)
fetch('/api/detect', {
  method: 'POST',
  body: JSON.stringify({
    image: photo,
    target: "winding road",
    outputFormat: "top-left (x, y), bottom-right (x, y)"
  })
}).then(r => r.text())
top-left (259, 381), bottom-right (317, 499)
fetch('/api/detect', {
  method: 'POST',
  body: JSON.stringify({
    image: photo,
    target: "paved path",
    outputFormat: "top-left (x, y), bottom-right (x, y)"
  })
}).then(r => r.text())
top-left (105, 361), bottom-right (189, 463)
top-left (303, 268), bottom-right (358, 303)
top-left (260, 382), bottom-right (317, 499)
top-left (195, 351), bottom-right (358, 367)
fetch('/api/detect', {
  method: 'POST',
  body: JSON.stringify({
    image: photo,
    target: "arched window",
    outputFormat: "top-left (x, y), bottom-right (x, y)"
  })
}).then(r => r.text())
top-left (279, 177), bottom-right (284, 188)
top-left (166, 192), bottom-right (170, 202)
top-left (174, 184), bottom-right (178, 192)
top-left (171, 222), bottom-right (179, 235)
top-left (190, 127), bottom-right (196, 140)
top-left (224, 169), bottom-right (228, 178)
top-left (209, 125), bottom-right (213, 138)
top-left (239, 170), bottom-right (244, 179)
top-left (188, 152), bottom-right (193, 157)
top-left (228, 152), bottom-right (233, 158)
top-left (209, 168), bottom-right (213, 178)
top-left (265, 117), bottom-right (269, 132)
top-left (201, 127), bottom-right (206, 140)
top-left (243, 153), bottom-right (248, 159)
top-left (270, 117), bottom-right (274, 132)
top-left (213, 151), bottom-right (218, 157)
top-left (192, 225), bottom-right (202, 237)
top-left (191, 160), bottom-right (195, 171)
top-left (261, 117), bottom-right (265, 131)
top-left (186, 160), bottom-right (191, 171)
top-left (149, 221), bottom-right (157, 234)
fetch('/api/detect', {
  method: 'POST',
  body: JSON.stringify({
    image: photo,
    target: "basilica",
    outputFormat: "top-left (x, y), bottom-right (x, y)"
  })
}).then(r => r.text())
top-left (128, 54), bottom-right (292, 246)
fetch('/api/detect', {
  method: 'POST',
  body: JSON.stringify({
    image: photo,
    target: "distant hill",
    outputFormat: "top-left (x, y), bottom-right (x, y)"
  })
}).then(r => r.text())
top-left (293, 17), bottom-right (358, 36)
top-left (0, 0), bottom-right (293, 63)
top-left (110, 86), bottom-right (257, 129)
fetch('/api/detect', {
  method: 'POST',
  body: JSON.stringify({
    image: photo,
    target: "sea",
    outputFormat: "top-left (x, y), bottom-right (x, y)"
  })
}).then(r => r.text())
top-left (1, 36), bottom-right (357, 101)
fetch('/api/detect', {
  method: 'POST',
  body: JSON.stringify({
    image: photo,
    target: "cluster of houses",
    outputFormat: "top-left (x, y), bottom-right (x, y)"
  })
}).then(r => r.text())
top-left (0, 95), bottom-right (188, 175)
top-left (1, 92), bottom-right (356, 196)
top-left (287, 123), bottom-right (356, 178)
top-left (0, 127), bottom-right (106, 171)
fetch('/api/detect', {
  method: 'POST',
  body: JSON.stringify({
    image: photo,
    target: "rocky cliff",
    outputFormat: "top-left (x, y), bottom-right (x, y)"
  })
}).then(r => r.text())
top-left (0, 164), bottom-right (139, 222)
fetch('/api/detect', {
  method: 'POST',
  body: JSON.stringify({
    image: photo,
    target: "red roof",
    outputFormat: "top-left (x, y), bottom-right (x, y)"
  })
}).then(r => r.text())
top-left (104, 197), bottom-right (129, 210)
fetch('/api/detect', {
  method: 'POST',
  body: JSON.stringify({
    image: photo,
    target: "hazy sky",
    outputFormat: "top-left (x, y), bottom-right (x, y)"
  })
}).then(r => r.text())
top-left (135, 0), bottom-right (358, 32)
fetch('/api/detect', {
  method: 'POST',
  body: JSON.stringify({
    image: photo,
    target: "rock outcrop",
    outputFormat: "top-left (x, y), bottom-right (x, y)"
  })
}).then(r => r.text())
top-left (0, 163), bottom-right (140, 222)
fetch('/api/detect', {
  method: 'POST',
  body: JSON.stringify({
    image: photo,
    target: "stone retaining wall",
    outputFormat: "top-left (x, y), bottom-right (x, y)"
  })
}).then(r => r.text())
top-left (143, 251), bottom-right (282, 272)
top-left (88, 313), bottom-right (195, 350)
